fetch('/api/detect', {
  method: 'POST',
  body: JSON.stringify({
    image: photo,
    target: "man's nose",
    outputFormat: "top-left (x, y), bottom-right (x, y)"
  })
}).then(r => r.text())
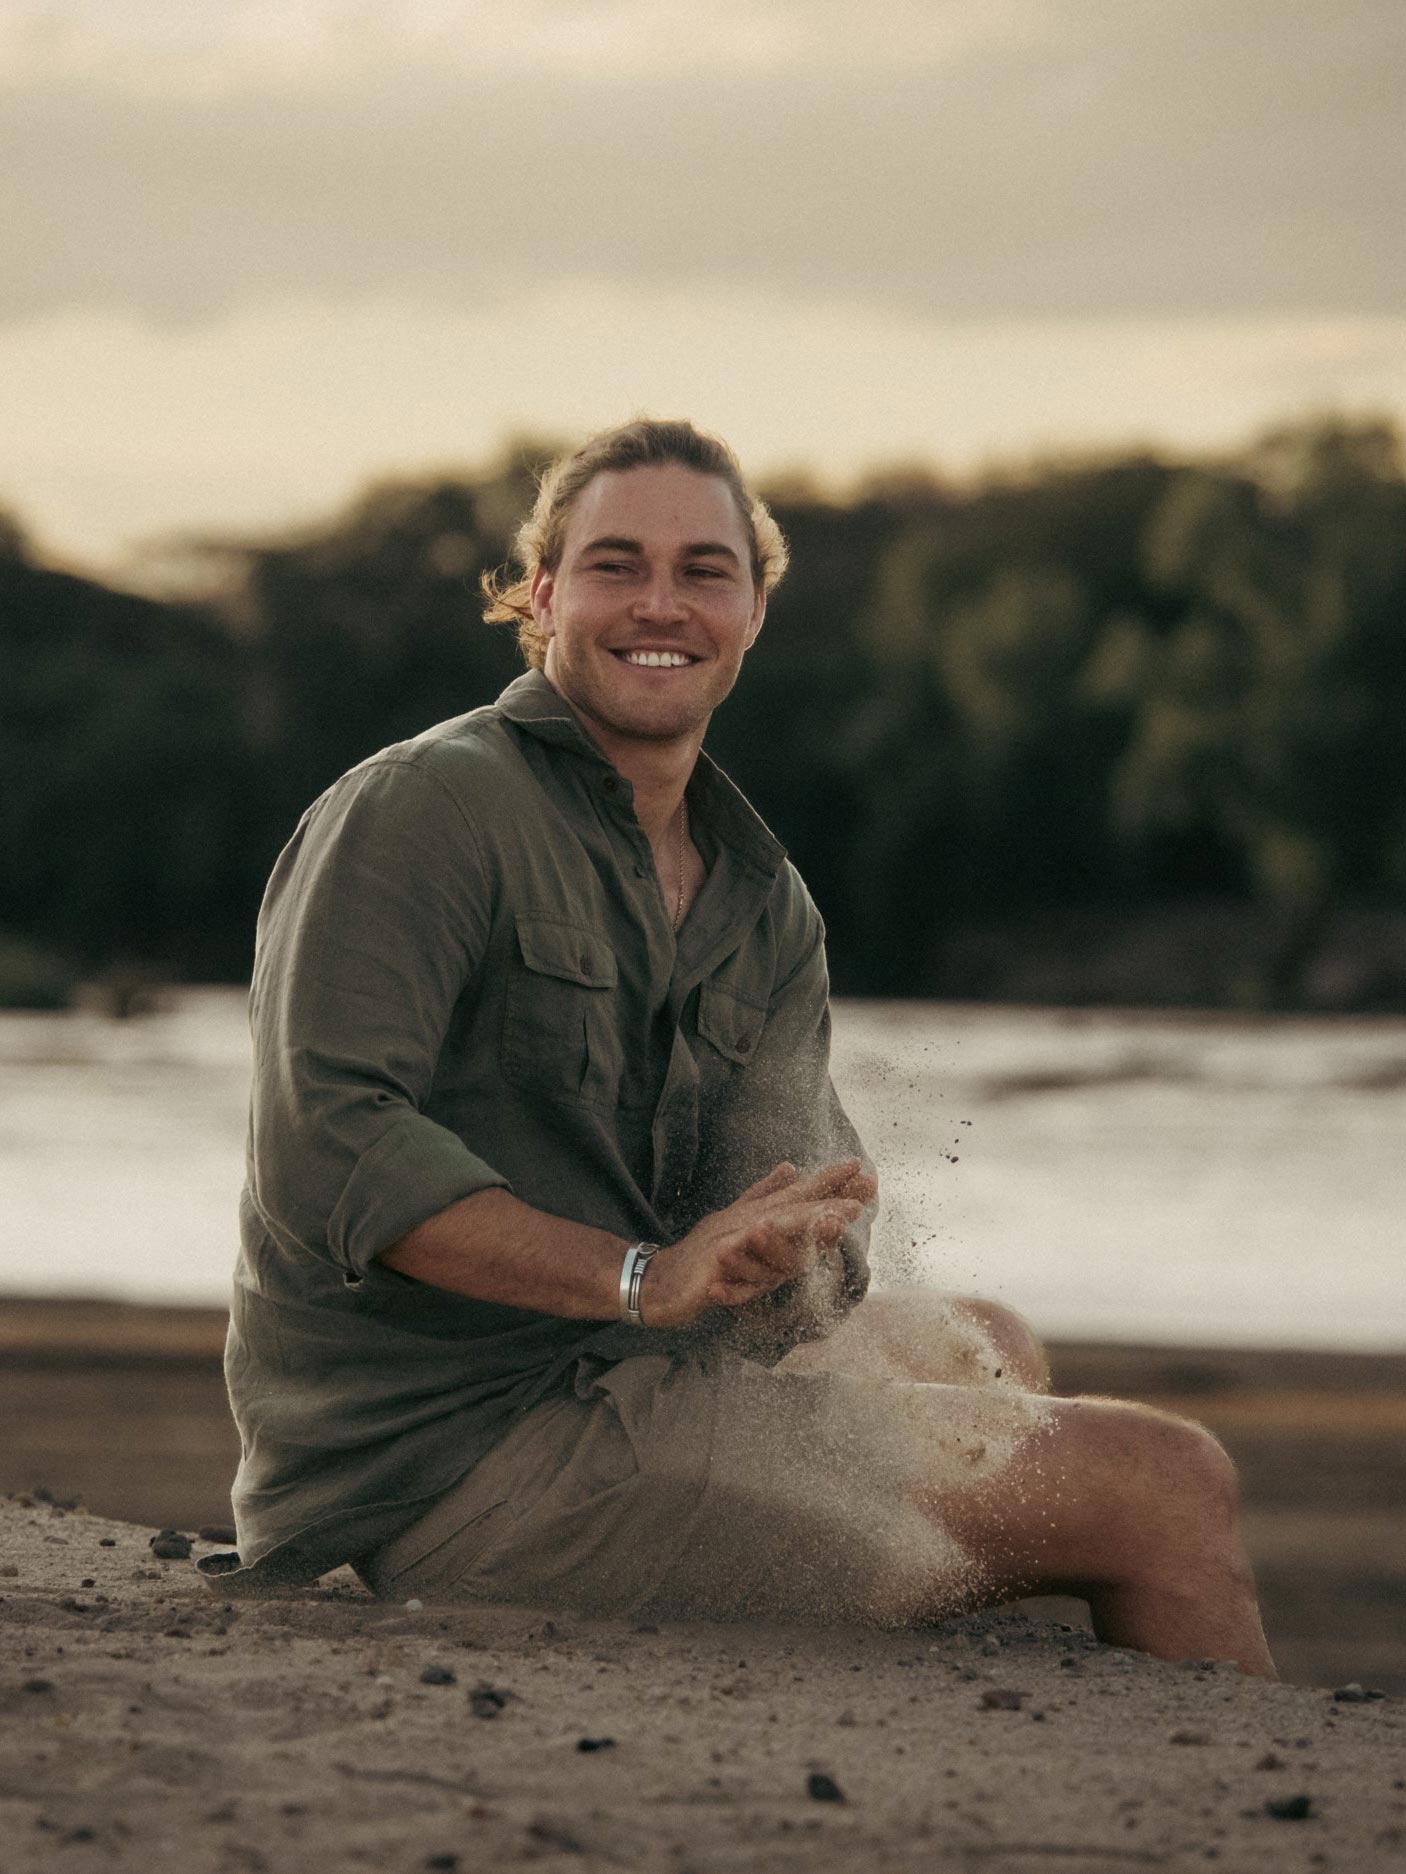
top-left (631, 573), bottom-right (689, 623)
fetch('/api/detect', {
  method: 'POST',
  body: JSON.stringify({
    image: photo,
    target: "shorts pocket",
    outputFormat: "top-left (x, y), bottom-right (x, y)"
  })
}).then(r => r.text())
top-left (501, 914), bottom-right (620, 1108)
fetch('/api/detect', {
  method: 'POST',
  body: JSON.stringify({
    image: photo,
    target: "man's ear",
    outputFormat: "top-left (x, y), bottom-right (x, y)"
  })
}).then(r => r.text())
top-left (743, 591), bottom-right (766, 651)
top-left (529, 565), bottom-right (555, 638)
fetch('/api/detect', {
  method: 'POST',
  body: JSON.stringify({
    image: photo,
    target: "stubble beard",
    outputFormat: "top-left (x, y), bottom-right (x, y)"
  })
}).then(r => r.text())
top-left (552, 647), bottom-right (738, 750)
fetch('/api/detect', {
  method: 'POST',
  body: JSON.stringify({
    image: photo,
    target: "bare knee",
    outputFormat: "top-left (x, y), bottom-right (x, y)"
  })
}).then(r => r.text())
top-left (1083, 1401), bottom-right (1246, 1580)
top-left (953, 1297), bottom-right (1051, 1393)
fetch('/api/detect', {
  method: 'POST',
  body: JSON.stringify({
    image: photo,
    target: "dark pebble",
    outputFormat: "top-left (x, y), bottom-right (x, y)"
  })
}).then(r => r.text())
top-left (424, 1857), bottom-right (459, 1871)
top-left (632, 1621), bottom-right (660, 1633)
top-left (198, 1524), bottom-right (238, 1545)
top-left (1265, 1795), bottom-right (1315, 1821)
top-left (419, 1665), bottom-right (456, 1686)
top-left (98, 1539), bottom-right (116, 1548)
top-left (80, 1577), bottom-right (95, 1588)
top-left (1171, 1730), bottom-right (1211, 1746)
top-left (576, 1737), bottom-right (615, 1753)
top-left (979, 1688), bottom-right (1027, 1711)
top-left (149, 1531), bottom-right (193, 1561)
top-left (21, 1678), bottom-right (54, 1694)
top-left (1332, 1683), bottom-right (1384, 1703)
top-left (807, 1773), bottom-right (846, 1803)
top-left (469, 1684), bottom-right (509, 1719)
top-left (1256, 1752), bottom-right (1286, 1771)
top-left (63, 1826), bottom-right (96, 1844)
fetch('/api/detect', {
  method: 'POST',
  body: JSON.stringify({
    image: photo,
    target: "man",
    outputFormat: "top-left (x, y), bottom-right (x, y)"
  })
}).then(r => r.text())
top-left (203, 418), bottom-right (1274, 1677)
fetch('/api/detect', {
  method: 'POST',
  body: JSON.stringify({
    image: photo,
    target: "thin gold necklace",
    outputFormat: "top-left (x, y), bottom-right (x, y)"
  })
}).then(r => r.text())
top-left (672, 797), bottom-right (688, 931)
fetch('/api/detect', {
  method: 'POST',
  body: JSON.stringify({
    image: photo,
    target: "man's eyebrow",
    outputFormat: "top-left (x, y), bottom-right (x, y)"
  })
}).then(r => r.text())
top-left (578, 535), bottom-right (741, 565)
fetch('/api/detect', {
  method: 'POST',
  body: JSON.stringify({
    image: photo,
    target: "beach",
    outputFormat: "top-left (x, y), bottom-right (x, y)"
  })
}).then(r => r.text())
top-left (3, 997), bottom-right (1402, 1867)
top-left (3, 1475), bottom-right (1404, 1873)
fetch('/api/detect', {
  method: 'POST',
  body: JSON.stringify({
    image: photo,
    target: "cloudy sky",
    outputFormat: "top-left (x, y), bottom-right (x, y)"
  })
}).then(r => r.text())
top-left (3, 0), bottom-right (1403, 575)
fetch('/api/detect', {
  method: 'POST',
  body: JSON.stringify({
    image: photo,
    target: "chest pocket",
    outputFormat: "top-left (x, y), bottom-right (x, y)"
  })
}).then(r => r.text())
top-left (502, 915), bottom-right (621, 1109)
top-left (696, 978), bottom-right (767, 1068)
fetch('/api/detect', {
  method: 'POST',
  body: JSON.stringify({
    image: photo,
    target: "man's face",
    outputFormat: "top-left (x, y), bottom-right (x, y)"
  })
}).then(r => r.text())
top-left (532, 464), bottom-right (766, 751)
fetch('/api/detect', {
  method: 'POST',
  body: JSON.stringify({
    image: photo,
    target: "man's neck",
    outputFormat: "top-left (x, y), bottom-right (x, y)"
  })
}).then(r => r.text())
top-left (548, 680), bottom-right (705, 845)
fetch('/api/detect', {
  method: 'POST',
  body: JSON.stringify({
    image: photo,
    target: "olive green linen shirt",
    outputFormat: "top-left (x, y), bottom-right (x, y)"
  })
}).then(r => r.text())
top-left (204, 670), bottom-right (870, 1591)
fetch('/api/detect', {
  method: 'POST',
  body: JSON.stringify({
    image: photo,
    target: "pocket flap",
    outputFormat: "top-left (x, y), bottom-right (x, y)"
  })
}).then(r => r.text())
top-left (515, 915), bottom-right (617, 989)
top-left (697, 979), bottom-right (766, 1063)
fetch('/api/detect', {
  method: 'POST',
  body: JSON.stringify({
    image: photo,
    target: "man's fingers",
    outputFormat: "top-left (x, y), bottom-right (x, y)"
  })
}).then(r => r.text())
top-left (729, 1199), bottom-right (863, 1270)
top-left (768, 1159), bottom-right (876, 1207)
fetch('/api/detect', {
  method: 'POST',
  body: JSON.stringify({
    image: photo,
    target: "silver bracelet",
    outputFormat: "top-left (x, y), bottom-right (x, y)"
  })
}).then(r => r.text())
top-left (618, 1242), bottom-right (662, 1325)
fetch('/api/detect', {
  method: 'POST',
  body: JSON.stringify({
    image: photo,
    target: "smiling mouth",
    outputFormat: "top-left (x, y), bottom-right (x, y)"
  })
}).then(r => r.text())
top-left (613, 649), bottom-right (700, 669)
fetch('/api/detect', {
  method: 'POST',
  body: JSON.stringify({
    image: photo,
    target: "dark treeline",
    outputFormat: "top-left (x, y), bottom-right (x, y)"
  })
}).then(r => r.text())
top-left (3, 416), bottom-right (1405, 1011)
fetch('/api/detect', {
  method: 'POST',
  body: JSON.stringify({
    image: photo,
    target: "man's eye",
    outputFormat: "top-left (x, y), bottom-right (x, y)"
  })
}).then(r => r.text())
top-left (688, 566), bottom-right (726, 579)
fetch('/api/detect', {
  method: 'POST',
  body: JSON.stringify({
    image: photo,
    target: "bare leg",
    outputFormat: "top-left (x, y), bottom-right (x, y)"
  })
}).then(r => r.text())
top-left (875, 1380), bottom-right (1276, 1678)
top-left (783, 1288), bottom-right (1051, 1393)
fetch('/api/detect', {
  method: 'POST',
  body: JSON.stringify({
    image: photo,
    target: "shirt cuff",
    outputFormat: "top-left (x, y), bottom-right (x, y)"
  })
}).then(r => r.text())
top-left (327, 1109), bottom-right (510, 1285)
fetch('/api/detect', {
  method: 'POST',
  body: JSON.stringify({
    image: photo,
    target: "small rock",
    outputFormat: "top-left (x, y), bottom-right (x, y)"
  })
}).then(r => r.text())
top-left (807, 1772), bottom-right (845, 1803)
top-left (419, 1664), bottom-right (456, 1686)
top-left (1171, 1730), bottom-right (1211, 1746)
top-left (1265, 1794), bottom-right (1315, 1821)
top-left (149, 1531), bottom-right (193, 1561)
top-left (197, 1524), bottom-right (237, 1545)
top-left (424, 1857), bottom-right (459, 1871)
top-left (0, 1564), bottom-right (17, 1579)
top-left (469, 1683), bottom-right (510, 1719)
top-left (1332, 1683), bottom-right (1384, 1703)
top-left (98, 1539), bottom-right (116, 1548)
top-left (1256, 1752), bottom-right (1286, 1770)
top-left (576, 1737), bottom-right (615, 1752)
top-left (979, 1688), bottom-right (1028, 1711)
top-left (80, 1578), bottom-right (95, 1588)
top-left (403, 1598), bottom-right (424, 1612)
top-left (632, 1621), bottom-right (659, 1633)
top-left (1058, 1655), bottom-right (1083, 1672)
top-left (979, 1636), bottom-right (1002, 1656)
top-left (21, 1678), bottom-right (54, 1694)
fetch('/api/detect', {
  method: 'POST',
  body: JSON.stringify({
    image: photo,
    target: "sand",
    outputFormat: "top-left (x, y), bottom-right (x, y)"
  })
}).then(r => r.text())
top-left (2, 1497), bottom-right (1403, 1874)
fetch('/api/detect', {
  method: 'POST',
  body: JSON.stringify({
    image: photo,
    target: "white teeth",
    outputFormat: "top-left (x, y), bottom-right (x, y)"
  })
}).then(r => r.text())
top-left (621, 650), bottom-right (692, 668)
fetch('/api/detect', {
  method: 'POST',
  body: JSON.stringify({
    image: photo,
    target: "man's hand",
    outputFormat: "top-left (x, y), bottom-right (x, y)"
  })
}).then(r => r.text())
top-left (639, 1159), bottom-right (877, 1331)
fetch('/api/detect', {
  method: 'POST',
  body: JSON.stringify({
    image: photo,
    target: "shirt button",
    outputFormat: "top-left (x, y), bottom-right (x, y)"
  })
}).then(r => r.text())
top-left (736, 1037), bottom-right (753, 1054)
top-left (601, 775), bottom-right (619, 794)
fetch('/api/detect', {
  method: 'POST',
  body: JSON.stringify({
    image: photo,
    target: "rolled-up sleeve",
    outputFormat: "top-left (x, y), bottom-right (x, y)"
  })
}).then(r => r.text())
top-left (248, 756), bottom-right (509, 1283)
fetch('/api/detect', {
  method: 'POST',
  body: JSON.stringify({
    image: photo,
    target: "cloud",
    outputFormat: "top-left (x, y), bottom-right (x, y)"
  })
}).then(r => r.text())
top-left (0, 1), bottom-right (1043, 92)
top-left (1, 0), bottom-right (1402, 326)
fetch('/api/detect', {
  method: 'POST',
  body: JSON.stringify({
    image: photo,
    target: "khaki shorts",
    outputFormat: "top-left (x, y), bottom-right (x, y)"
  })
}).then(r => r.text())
top-left (359, 1349), bottom-right (953, 1625)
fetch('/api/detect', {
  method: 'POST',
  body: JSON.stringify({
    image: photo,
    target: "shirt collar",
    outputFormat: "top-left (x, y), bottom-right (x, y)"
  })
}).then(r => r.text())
top-left (495, 669), bottom-right (786, 881)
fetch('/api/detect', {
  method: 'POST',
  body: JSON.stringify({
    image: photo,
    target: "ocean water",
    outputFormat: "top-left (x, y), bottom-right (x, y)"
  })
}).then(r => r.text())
top-left (2, 989), bottom-right (1402, 1350)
